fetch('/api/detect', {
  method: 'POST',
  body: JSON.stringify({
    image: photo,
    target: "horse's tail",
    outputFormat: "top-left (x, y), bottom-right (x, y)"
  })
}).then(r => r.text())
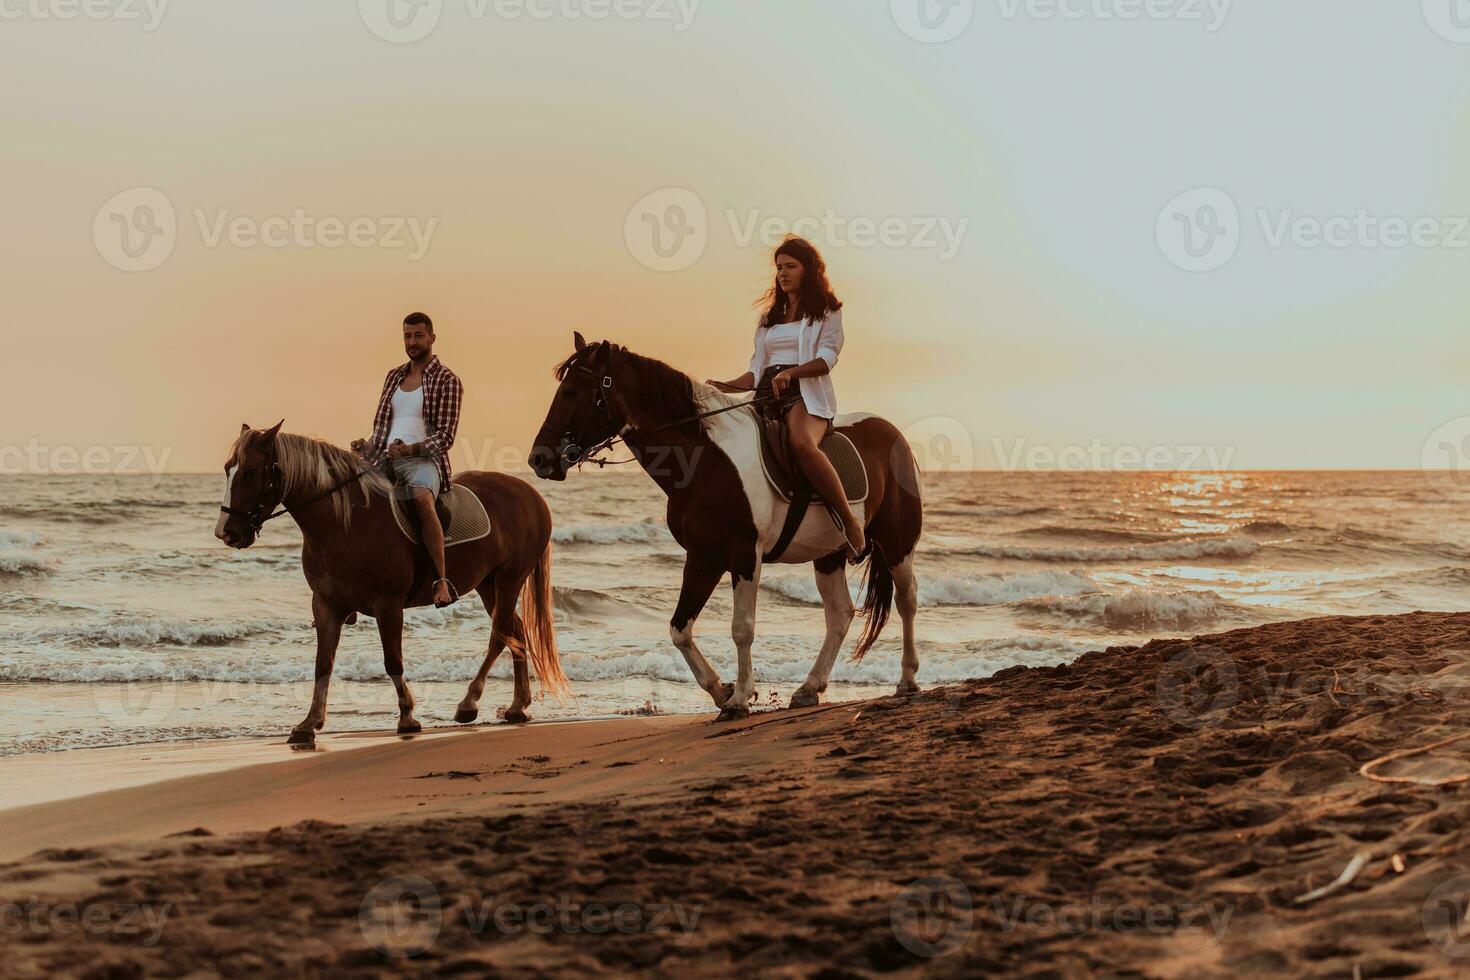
top-left (522, 542), bottom-right (570, 698)
top-left (850, 544), bottom-right (894, 662)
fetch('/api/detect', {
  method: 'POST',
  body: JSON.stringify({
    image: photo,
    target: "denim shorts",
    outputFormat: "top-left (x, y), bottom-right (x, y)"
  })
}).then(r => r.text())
top-left (390, 457), bottom-right (441, 499)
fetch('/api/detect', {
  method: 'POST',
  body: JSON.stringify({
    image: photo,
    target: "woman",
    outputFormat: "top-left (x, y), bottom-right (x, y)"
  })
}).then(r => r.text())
top-left (710, 236), bottom-right (865, 558)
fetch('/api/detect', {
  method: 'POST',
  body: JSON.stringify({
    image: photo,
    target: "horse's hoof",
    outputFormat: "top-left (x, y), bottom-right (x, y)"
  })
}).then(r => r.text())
top-left (894, 680), bottom-right (920, 698)
top-left (454, 707), bottom-right (479, 724)
top-left (287, 728), bottom-right (316, 746)
top-left (501, 709), bottom-right (530, 725)
top-left (715, 703), bottom-right (750, 723)
top-left (714, 682), bottom-right (735, 707)
top-left (789, 689), bottom-right (821, 710)
top-left (397, 720), bottom-right (423, 735)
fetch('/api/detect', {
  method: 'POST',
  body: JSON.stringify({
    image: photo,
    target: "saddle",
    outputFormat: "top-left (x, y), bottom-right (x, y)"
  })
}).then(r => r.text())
top-left (389, 484), bottom-right (491, 548)
top-left (756, 412), bottom-right (868, 563)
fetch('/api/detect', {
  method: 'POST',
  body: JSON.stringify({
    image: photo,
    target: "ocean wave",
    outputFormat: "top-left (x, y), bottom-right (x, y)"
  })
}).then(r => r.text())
top-left (951, 535), bottom-right (1261, 562)
top-left (17, 616), bottom-right (293, 649)
top-left (0, 529), bottom-right (44, 549)
top-left (552, 518), bottom-right (673, 546)
top-left (0, 552), bottom-right (53, 576)
top-left (1016, 589), bottom-right (1230, 630)
top-left (1239, 519), bottom-right (1293, 536)
top-left (0, 633), bottom-right (1093, 687)
top-left (762, 570), bottom-right (1101, 607)
top-left (1008, 525), bottom-right (1167, 544)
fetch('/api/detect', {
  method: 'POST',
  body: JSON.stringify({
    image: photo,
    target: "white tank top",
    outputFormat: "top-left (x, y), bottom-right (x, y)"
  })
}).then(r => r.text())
top-left (763, 320), bottom-right (803, 367)
top-left (387, 385), bottom-right (428, 445)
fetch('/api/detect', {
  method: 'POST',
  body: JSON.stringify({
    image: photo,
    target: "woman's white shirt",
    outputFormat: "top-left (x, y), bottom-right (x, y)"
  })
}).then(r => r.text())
top-left (746, 309), bottom-right (845, 420)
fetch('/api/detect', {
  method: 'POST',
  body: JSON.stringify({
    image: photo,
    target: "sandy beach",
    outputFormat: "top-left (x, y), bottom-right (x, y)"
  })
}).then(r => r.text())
top-left (2, 611), bottom-right (1468, 976)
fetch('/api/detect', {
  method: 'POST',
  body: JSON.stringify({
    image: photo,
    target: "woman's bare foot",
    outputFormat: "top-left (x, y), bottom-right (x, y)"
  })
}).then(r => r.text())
top-left (844, 520), bottom-right (866, 560)
top-left (432, 578), bottom-right (456, 608)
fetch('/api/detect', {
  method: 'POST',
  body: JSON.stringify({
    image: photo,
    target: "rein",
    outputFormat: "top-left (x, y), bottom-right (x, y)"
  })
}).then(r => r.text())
top-left (220, 456), bottom-right (375, 535)
top-left (566, 366), bottom-right (771, 469)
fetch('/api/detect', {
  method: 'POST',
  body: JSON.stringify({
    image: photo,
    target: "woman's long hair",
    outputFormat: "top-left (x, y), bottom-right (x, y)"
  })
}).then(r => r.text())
top-left (756, 235), bottom-right (843, 328)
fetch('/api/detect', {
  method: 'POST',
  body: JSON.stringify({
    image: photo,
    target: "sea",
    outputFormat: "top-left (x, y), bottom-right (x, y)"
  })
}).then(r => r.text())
top-left (2, 470), bottom-right (1467, 758)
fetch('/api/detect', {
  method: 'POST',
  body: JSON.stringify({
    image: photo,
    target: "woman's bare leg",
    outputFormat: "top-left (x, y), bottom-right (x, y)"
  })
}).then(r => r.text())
top-left (788, 402), bottom-right (865, 554)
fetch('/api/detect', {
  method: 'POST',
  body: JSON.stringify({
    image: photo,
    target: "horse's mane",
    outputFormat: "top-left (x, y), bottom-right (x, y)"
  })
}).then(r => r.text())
top-left (228, 429), bottom-right (390, 527)
top-left (555, 343), bottom-right (746, 437)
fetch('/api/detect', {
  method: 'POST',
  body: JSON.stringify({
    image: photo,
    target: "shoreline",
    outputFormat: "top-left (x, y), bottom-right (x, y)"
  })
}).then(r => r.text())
top-left (4, 611), bottom-right (1470, 976)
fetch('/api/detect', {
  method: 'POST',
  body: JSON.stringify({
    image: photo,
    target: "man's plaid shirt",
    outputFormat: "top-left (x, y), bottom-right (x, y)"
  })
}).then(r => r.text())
top-left (365, 355), bottom-right (463, 493)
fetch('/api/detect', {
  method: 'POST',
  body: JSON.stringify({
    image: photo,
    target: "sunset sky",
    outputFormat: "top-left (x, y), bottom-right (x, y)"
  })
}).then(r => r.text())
top-left (4, 2), bottom-right (1469, 473)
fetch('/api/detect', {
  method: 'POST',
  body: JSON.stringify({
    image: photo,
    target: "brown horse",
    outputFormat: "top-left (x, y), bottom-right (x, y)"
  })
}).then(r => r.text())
top-left (215, 422), bottom-right (568, 744)
top-left (528, 335), bottom-right (924, 721)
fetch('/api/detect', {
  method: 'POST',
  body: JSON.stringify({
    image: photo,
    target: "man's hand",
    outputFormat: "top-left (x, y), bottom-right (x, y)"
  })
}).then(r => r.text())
top-left (350, 438), bottom-right (369, 455)
top-left (388, 439), bottom-right (413, 460)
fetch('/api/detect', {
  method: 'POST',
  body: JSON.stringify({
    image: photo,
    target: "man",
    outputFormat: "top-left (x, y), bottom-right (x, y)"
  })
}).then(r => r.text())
top-left (352, 312), bottom-right (463, 607)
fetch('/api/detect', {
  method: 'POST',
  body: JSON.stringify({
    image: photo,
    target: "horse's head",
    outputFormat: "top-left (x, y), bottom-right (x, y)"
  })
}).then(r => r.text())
top-left (528, 332), bottom-right (625, 481)
top-left (215, 420), bottom-right (286, 549)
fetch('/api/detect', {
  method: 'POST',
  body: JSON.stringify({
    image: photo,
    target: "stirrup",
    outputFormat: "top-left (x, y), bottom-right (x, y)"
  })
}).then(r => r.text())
top-left (432, 577), bottom-right (459, 609)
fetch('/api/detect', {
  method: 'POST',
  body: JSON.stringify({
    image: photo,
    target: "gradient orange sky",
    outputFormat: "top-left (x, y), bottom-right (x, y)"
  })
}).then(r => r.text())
top-left (4, 2), bottom-right (1469, 473)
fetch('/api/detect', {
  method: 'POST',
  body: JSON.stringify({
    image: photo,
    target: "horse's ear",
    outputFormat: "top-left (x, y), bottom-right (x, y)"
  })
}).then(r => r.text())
top-left (262, 419), bottom-right (284, 442)
top-left (240, 422), bottom-right (251, 434)
top-left (573, 331), bottom-right (587, 353)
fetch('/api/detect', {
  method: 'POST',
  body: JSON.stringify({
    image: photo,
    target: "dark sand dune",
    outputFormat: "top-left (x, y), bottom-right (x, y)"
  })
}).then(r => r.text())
top-left (3, 612), bottom-right (1470, 977)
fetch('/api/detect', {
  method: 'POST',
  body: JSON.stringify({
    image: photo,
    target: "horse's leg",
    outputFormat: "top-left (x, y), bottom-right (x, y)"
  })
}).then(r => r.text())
top-left (455, 580), bottom-right (506, 724)
top-left (670, 556), bottom-right (732, 710)
top-left (507, 654), bottom-right (532, 725)
top-left (717, 562), bottom-right (762, 721)
top-left (375, 606), bottom-right (421, 734)
top-left (290, 593), bottom-right (343, 744)
top-left (790, 557), bottom-right (854, 709)
top-left (891, 553), bottom-right (920, 696)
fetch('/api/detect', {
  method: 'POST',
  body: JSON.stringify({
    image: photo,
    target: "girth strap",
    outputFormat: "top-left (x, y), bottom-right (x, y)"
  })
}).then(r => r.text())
top-left (763, 484), bottom-right (814, 563)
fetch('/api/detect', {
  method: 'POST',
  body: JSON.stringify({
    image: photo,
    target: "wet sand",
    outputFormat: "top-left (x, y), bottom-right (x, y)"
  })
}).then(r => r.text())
top-left (3, 612), bottom-right (1470, 977)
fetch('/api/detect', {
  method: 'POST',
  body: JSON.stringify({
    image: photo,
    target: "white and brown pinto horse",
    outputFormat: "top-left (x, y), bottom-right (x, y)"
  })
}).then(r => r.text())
top-left (215, 423), bottom-right (568, 743)
top-left (528, 334), bottom-right (924, 720)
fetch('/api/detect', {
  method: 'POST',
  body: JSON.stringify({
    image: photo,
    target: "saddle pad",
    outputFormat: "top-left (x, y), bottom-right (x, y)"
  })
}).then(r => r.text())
top-left (390, 484), bottom-right (491, 548)
top-left (761, 431), bottom-right (869, 504)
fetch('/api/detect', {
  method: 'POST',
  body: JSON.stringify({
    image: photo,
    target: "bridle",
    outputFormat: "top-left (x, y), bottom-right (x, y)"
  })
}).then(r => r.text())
top-left (557, 357), bottom-right (771, 471)
top-left (220, 442), bottom-right (373, 538)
